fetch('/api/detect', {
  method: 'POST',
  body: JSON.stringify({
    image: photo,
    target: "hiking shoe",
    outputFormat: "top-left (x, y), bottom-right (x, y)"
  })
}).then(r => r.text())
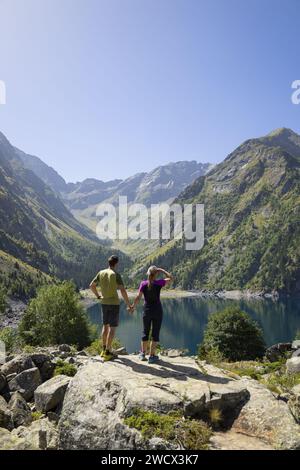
top-left (100, 350), bottom-right (105, 357)
top-left (139, 352), bottom-right (147, 361)
top-left (103, 351), bottom-right (114, 362)
top-left (148, 355), bottom-right (159, 364)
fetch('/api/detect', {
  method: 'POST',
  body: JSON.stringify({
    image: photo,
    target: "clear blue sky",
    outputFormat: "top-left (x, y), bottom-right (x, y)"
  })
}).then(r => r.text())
top-left (0, 0), bottom-right (300, 182)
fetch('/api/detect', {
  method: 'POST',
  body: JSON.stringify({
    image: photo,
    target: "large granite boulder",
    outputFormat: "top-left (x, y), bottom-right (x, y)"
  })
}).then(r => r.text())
top-left (9, 367), bottom-right (42, 401)
top-left (58, 356), bottom-right (249, 450)
top-left (9, 392), bottom-right (32, 428)
top-left (232, 378), bottom-right (300, 449)
top-left (1, 354), bottom-right (34, 377)
top-left (34, 375), bottom-right (71, 412)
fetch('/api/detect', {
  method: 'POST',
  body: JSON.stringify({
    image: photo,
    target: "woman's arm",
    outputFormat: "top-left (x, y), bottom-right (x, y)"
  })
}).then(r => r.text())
top-left (157, 268), bottom-right (173, 285)
top-left (132, 291), bottom-right (143, 309)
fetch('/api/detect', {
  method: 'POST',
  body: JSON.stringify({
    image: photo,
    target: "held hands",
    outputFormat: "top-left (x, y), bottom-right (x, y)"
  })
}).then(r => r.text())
top-left (127, 304), bottom-right (135, 314)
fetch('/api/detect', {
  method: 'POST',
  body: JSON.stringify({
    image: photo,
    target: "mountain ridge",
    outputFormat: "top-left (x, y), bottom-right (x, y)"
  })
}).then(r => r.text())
top-left (134, 127), bottom-right (300, 294)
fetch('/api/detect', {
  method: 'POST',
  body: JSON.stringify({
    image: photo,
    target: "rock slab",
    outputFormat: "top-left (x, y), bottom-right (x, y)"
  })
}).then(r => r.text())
top-left (58, 356), bottom-right (249, 450)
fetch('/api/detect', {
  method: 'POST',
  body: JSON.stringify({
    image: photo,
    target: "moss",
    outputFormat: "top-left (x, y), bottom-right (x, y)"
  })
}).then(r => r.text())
top-left (54, 359), bottom-right (77, 377)
top-left (124, 408), bottom-right (212, 450)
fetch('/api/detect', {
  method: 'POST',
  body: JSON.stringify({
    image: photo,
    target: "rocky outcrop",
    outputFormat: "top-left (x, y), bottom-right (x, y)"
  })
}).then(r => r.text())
top-left (1, 350), bottom-right (300, 451)
top-left (232, 378), bottom-right (300, 449)
top-left (58, 356), bottom-right (249, 450)
top-left (34, 375), bottom-right (71, 412)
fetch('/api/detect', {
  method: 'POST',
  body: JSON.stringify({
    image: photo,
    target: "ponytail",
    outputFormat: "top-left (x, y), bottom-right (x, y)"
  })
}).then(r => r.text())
top-left (148, 272), bottom-right (155, 288)
top-left (147, 265), bottom-right (158, 289)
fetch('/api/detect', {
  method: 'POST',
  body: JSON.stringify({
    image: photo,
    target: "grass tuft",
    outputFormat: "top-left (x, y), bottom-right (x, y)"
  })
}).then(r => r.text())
top-left (124, 408), bottom-right (212, 450)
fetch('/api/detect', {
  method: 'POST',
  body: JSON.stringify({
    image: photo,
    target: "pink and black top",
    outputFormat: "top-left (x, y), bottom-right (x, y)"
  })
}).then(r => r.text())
top-left (139, 279), bottom-right (167, 307)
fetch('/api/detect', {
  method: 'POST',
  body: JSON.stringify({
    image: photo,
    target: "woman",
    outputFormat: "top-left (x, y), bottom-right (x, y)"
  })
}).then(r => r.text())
top-left (132, 265), bottom-right (173, 363)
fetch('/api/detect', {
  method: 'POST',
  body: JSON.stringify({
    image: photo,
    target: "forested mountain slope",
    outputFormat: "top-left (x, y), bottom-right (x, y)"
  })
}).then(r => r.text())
top-left (139, 128), bottom-right (300, 294)
top-left (0, 131), bottom-right (127, 298)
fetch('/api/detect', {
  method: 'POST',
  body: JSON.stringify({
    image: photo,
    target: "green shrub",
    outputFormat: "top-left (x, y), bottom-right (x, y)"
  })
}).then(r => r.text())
top-left (31, 411), bottom-right (43, 421)
top-left (124, 409), bottom-right (212, 450)
top-left (0, 327), bottom-right (20, 353)
top-left (53, 359), bottom-right (77, 377)
top-left (19, 281), bottom-right (94, 349)
top-left (85, 337), bottom-right (122, 355)
top-left (199, 306), bottom-right (266, 361)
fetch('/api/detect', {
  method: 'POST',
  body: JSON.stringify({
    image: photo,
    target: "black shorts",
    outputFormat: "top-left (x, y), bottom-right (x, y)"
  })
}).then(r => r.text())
top-left (102, 304), bottom-right (120, 327)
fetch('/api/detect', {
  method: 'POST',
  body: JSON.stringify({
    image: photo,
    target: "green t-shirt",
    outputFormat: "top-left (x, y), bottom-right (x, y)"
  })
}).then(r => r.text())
top-left (92, 268), bottom-right (124, 305)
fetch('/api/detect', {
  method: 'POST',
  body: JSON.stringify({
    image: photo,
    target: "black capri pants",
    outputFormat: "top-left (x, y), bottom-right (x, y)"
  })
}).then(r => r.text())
top-left (142, 304), bottom-right (163, 342)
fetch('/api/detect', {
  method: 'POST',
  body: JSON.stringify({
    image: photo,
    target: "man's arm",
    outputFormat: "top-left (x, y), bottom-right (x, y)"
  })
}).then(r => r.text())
top-left (89, 280), bottom-right (102, 299)
top-left (119, 285), bottom-right (132, 311)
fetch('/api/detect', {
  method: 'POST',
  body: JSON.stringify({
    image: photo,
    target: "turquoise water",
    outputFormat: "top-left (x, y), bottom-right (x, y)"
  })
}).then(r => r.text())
top-left (87, 297), bottom-right (300, 354)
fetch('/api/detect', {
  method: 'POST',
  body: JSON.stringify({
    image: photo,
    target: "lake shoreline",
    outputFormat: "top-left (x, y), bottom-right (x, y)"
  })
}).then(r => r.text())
top-left (80, 287), bottom-right (283, 308)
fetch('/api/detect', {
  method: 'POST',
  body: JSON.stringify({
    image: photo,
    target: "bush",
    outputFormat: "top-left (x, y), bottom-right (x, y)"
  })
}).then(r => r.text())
top-left (19, 282), bottom-right (94, 349)
top-left (124, 409), bottom-right (212, 450)
top-left (0, 327), bottom-right (20, 353)
top-left (54, 359), bottom-right (77, 377)
top-left (32, 411), bottom-right (44, 421)
top-left (199, 306), bottom-right (265, 361)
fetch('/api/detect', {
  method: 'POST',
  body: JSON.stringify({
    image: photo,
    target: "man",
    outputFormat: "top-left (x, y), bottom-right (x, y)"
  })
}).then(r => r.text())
top-left (90, 255), bottom-right (132, 361)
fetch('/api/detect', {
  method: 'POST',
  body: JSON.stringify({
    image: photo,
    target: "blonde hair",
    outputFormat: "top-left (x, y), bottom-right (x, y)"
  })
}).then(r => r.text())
top-left (147, 265), bottom-right (158, 287)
